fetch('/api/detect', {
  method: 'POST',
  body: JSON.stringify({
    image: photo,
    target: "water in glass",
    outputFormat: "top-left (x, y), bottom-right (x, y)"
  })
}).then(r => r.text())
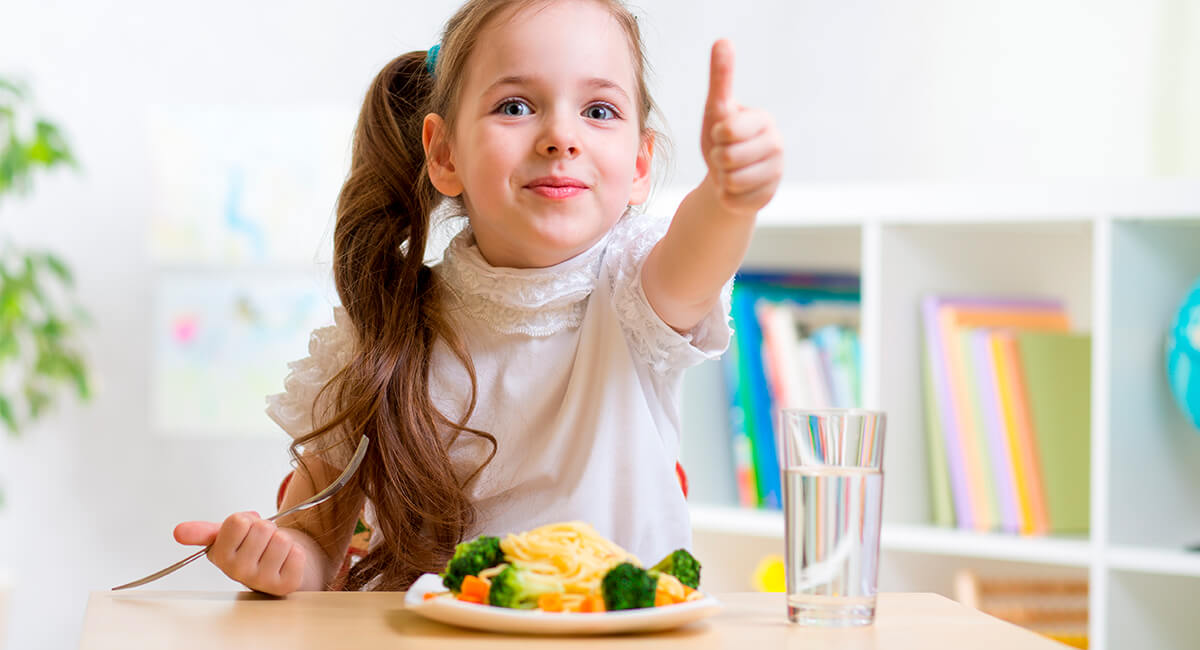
top-left (784, 465), bottom-right (883, 626)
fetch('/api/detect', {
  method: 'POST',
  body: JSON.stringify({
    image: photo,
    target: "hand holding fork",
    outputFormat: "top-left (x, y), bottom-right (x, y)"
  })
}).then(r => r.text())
top-left (113, 436), bottom-right (369, 595)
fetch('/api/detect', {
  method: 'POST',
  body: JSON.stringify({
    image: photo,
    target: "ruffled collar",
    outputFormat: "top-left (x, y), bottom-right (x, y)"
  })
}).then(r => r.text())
top-left (437, 225), bottom-right (612, 337)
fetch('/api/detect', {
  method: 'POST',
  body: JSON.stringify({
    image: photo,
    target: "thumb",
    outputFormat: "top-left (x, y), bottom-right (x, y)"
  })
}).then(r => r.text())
top-left (174, 521), bottom-right (220, 547)
top-left (704, 39), bottom-right (736, 125)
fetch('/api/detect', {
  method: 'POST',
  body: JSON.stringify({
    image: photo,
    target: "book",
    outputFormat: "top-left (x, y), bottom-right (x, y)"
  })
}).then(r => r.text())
top-left (970, 329), bottom-right (1021, 533)
top-left (812, 325), bottom-right (858, 408)
top-left (991, 331), bottom-right (1050, 535)
top-left (922, 295), bottom-right (1068, 531)
top-left (951, 325), bottom-right (1002, 532)
top-left (729, 283), bottom-right (777, 507)
top-left (941, 304), bottom-right (1070, 532)
top-left (1016, 331), bottom-right (1091, 534)
top-left (719, 325), bottom-right (759, 508)
top-left (726, 271), bottom-right (859, 509)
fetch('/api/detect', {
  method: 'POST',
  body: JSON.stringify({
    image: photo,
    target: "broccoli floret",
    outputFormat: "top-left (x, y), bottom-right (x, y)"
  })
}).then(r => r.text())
top-left (601, 562), bottom-right (657, 611)
top-left (440, 536), bottom-right (504, 593)
top-left (487, 565), bottom-right (563, 609)
top-left (650, 548), bottom-right (701, 589)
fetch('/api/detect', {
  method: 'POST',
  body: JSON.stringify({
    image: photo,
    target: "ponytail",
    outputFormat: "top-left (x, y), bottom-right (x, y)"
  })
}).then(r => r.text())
top-left (292, 51), bottom-right (494, 591)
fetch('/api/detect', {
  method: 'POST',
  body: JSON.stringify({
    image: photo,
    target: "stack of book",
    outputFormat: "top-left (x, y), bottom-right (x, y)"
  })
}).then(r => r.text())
top-left (723, 270), bottom-right (861, 509)
top-left (921, 295), bottom-right (1091, 535)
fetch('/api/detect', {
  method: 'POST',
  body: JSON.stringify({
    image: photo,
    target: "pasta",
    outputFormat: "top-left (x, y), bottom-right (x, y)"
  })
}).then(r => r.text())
top-left (482, 521), bottom-right (641, 611)
top-left (442, 521), bottom-right (702, 613)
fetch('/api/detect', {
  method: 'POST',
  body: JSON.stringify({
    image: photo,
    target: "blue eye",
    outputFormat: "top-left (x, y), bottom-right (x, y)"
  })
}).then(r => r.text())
top-left (584, 103), bottom-right (618, 120)
top-left (497, 99), bottom-right (531, 116)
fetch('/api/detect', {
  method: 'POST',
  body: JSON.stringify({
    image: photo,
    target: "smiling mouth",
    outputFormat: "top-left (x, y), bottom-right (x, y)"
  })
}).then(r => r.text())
top-left (525, 177), bottom-right (588, 200)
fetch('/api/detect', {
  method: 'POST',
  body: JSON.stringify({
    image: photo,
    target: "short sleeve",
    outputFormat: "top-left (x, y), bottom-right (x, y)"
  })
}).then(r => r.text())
top-left (606, 212), bottom-right (734, 375)
top-left (265, 307), bottom-right (356, 443)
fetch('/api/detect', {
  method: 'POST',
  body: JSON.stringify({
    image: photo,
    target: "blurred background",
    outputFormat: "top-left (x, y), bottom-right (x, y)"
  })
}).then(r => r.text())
top-left (2, 0), bottom-right (1199, 647)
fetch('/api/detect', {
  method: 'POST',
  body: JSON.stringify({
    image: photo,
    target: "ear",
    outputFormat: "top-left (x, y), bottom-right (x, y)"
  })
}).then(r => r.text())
top-left (422, 113), bottom-right (463, 197)
top-left (628, 132), bottom-right (654, 205)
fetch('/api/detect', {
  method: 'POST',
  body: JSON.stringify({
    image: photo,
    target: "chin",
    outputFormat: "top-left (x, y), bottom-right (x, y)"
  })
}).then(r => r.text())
top-left (526, 215), bottom-right (603, 246)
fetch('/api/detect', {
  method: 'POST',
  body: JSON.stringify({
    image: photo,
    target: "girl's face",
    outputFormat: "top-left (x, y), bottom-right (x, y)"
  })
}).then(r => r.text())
top-left (428, 0), bottom-right (652, 269)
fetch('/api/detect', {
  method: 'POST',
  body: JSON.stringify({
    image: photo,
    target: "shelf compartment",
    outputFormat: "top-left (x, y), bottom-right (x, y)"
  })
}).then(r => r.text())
top-left (874, 221), bottom-right (1094, 529)
top-left (1106, 218), bottom-right (1200, 548)
top-left (1106, 570), bottom-right (1199, 650)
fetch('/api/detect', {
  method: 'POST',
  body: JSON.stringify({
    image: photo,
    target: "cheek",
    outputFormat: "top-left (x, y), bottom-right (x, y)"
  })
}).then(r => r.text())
top-left (474, 137), bottom-right (523, 175)
top-left (604, 140), bottom-right (642, 184)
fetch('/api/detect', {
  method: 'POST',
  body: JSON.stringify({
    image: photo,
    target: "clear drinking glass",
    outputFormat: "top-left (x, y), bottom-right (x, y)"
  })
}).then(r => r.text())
top-left (779, 408), bottom-right (886, 626)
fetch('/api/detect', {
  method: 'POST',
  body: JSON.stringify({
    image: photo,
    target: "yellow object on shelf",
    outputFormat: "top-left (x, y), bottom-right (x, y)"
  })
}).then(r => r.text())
top-left (752, 554), bottom-right (786, 592)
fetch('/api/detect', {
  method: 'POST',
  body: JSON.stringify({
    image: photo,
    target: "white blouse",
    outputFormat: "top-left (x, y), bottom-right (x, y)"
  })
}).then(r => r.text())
top-left (265, 210), bottom-right (733, 564)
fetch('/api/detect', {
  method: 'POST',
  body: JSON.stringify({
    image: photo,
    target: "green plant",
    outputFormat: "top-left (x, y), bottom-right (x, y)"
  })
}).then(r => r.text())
top-left (0, 76), bottom-right (89, 447)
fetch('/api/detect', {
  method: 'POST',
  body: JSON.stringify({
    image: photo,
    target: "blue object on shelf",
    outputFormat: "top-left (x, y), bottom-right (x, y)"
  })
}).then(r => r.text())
top-left (1166, 277), bottom-right (1200, 432)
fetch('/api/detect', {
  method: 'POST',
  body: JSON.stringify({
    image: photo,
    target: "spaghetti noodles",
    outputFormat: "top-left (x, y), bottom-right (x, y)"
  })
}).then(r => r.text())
top-left (449, 521), bottom-right (702, 612)
top-left (477, 521), bottom-right (640, 610)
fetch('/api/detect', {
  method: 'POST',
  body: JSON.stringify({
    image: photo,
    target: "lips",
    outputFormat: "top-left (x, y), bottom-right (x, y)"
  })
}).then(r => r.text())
top-left (525, 176), bottom-right (588, 199)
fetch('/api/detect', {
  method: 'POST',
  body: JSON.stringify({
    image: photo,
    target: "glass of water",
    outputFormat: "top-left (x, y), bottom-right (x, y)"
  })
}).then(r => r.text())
top-left (779, 408), bottom-right (886, 626)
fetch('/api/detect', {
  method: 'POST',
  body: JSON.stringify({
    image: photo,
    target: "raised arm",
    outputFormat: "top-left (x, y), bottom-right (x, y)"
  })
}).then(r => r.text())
top-left (641, 39), bottom-right (783, 332)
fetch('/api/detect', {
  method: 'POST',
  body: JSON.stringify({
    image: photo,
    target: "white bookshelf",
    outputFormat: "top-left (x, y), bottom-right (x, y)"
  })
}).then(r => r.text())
top-left (652, 179), bottom-right (1200, 650)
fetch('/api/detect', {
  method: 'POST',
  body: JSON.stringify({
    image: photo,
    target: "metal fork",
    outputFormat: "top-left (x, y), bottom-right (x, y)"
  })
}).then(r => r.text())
top-left (112, 436), bottom-right (371, 591)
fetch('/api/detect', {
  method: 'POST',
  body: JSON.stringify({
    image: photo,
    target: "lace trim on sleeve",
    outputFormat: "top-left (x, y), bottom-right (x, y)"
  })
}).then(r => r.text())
top-left (265, 307), bottom-right (356, 441)
top-left (607, 213), bottom-right (734, 375)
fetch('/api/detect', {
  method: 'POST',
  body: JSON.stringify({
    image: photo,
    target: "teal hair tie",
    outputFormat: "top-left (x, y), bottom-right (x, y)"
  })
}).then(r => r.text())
top-left (425, 44), bottom-right (441, 77)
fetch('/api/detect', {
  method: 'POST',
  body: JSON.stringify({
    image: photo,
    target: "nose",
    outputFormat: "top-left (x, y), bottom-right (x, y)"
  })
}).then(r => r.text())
top-left (537, 111), bottom-right (580, 158)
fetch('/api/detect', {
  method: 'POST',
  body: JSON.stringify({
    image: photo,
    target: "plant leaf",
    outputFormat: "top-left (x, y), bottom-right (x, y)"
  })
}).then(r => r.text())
top-left (63, 353), bottom-right (90, 399)
top-left (40, 316), bottom-right (67, 340)
top-left (0, 328), bottom-right (17, 359)
top-left (40, 253), bottom-right (74, 286)
top-left (0, 393), bottom-right (17, 434)
top-left (24, 384), bottom-right (50, 419)
top-left (0, 77), bottom-right (27, 99)
top-left (35, 121), bottom-right (77, 169)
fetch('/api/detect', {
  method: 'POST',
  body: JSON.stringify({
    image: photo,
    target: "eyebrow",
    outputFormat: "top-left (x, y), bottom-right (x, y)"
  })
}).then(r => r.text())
top-left (484, 75), bottom-right (632, 103)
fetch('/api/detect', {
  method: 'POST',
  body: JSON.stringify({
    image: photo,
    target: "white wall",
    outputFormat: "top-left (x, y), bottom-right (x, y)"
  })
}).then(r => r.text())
top-left (0, 0), bottom-right (1189, 647)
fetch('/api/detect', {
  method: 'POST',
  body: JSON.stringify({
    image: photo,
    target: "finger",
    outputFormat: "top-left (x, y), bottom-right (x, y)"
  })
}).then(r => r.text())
top-left (711, 108), bottom-right (772, 146)
top-left (174, 521), bottom-right (220, 546)
top-left (278, 545), bottom-right (307, 593)
top-left (704, 39), bottom-right (736, 123)
top-left (232, 519), bottom-right (277, 579)
top-left (708, 136), bottom-right (782, 174)
top-left (721, 157), bottom-right (782, 196)
top-left (257, 529), bottom-right (293, 577)
top-left (210, 511), bottom-right (258, 566)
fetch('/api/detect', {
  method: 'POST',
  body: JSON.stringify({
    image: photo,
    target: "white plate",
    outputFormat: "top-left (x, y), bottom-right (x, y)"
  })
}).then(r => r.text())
top-left (404, 573), bottom-right (723, 635)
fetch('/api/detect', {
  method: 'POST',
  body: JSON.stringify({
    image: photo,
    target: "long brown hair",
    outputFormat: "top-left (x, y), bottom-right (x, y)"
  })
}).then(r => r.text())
top-left (291, 0), bottom-right (663, 592)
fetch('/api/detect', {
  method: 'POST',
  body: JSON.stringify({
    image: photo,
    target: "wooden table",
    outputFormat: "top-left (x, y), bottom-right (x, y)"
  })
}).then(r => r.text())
top-left (80, 591), bottom-right (1068, 649)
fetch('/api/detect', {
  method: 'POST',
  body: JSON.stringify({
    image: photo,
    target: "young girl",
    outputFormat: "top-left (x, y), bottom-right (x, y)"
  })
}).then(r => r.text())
top-left (174, 0), bottom-right (782, 595)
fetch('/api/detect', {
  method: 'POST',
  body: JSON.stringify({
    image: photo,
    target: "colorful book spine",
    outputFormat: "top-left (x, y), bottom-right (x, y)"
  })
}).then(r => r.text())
top-left (943, 311), bottom-right (999, 531)
top-left (991, 331), bottom-right (1046, 535)
top-left (1016, 331), bottom-right (1092, 534)
top-left (921, 338), bottom-right (956, 527)
top-left (922, 295), bottom-right (1068, 532)
top-left (719, 331), bottom-right (760, 508)
top-left (730, 283), bottom-right (781, 509)
top-left (726, 271), bottom-right (861, 510)
top-left (971, 329), bottom-right (1021, 533)
top-left (921, 296), bottom-right (975, 529)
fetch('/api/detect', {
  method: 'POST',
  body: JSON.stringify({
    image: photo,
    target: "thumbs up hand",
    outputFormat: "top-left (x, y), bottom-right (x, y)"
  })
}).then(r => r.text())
top-left (701, 40), bottom-right (783, 217)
